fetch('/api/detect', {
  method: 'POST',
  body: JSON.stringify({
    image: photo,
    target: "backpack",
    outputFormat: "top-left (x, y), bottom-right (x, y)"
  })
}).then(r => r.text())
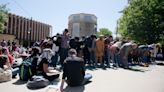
top-left (26, 75), bottom-right (50, 89)
top-left (0, 68), bottom-right (12, 82)
top-left (19, 57), bottom-right (33, 81)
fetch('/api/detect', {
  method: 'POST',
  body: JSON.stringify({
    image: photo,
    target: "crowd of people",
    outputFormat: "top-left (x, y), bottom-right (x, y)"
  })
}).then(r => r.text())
top-left (0, 28), bottom-right (164, 91)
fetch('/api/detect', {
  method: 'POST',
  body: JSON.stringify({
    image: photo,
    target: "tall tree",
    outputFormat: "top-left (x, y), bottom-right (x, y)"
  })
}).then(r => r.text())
top-left (0, 4), bottom-right (8, 33)
top-left (97, 28), bottom-right (112, 37)
top-left (118, 0), bottom-right (164, 44)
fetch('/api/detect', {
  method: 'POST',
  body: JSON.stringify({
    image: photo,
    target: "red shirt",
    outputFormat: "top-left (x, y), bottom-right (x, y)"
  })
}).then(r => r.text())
top-left (8, 54), bottom-right (13, 65)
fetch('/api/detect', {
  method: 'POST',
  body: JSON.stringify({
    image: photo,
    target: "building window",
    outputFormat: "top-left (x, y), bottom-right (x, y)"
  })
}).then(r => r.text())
top-left (84, 16), bottom-right (92, 21)
top-left (8, 16), bottom-right (11, 34)
top-left (23, 19), bottom-right (26, 40)
top-left (85, 23), bottom-right (91, 28)
top-left (73, 16), bottom-right (80, 21)
top-left (12, 16), bottom-right (15, 35)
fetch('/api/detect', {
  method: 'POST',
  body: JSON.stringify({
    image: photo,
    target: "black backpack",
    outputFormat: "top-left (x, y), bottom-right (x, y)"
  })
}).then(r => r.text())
top-left (19, 57), bottom-right (34, 81)
top-left (27, 75), bottom-right (50, 89)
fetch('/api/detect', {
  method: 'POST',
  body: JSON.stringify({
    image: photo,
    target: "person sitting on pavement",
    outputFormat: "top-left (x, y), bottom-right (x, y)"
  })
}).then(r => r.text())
top-left (0, 55), bottom-right (12, 82)
top-left (1, 47), bottom-right (20, 78)
top-left (29, 47), bottom-right (41, 76)
top-left (37, 42), bottom-right (59, 81)
top-left (60, 49), bottom-right (92, 92)
top-left (0, 55), bottom-right (11, 70)
top-left (12, 47), bottom-right (19, 59)
top-left (2, 47), bottom-right (14, 65)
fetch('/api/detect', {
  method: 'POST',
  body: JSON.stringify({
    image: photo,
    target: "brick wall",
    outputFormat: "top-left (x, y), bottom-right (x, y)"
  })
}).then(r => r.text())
top-left (0, 34), bottom-right (15, 41)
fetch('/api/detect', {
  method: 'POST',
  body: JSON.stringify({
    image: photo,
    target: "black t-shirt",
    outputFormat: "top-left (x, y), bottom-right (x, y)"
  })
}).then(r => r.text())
top-left (37, 58), bottom-right (49, 73)
top-left (30, 55), bottom-right (39, 75)
top-left (0, 56), bottom-right (8, 69)
top-left (62, 56), bottom-right (85, 86)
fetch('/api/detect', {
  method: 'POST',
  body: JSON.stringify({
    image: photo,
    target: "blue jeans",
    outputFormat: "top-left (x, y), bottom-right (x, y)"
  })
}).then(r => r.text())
top-left (90, 50), bottom-right (96, 65)
top-left (82, 73), bottom-right (92, 85)
top-left (60, 48), bottom-right (69, 67)
top-left (12, 67), bottom-right (19, 77)
top-left (142, 56), bottom-right (148, 63)
top-left (104, 49), bottom-right (110, 66)
top-left (50, 54), bottom-right (59, 67)
top-left (112, 53), bottom-right (119, 67)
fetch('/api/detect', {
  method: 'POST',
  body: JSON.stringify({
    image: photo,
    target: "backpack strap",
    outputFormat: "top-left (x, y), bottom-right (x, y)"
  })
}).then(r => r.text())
top-left (20, 65), bottom-right (24, 80)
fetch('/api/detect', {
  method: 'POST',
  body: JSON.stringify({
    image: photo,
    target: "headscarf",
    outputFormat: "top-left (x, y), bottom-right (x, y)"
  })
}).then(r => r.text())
top-left (37, 48), bottom-right (54, 65)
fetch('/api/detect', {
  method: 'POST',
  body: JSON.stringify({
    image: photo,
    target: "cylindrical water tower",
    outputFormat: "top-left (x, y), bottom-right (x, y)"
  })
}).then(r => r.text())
top-left (68, 13), bottom-right (97, 38)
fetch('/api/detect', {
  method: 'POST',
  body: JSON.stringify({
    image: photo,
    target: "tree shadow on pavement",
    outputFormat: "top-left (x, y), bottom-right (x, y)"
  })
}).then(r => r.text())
top-left (63, 86), bottom-right (85, 92)
top-left (12, 79), bottom-right (27, 85)
top-left (156, 63), bottom-right (164, 66)
top-left (85, 66), bottom-right (97, 71)
top-left (46, 86), bottom-right (85, 92)
top-left (126, 67), bottom-right (148, 72)
top-left (128, 68), bottom-right (145, 72)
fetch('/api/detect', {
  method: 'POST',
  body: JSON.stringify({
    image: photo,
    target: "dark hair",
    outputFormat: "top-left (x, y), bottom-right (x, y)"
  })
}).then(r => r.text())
top-left (0, 56), bottom-right (8, 66)
top-left (44, 42), bottom-right (52, 48)
top-left (91, 34), bottom-right (97, 39)
top-left (68, 49), bottom-right (77, 55)
top-left (32, 47), bottom-right (40, 54)
top-left (46, 36), bottom-right (49, 39)
top-left (82, 36), bottom-right (85, 39)
top-left (56, 33), bottom-right (60, 36)
top-left (2, 48), bottom-right (7, 54)
top-left (75, 37), bottom-right (79, 40)
top-left (64, 29), bottom-right (69, 33)
top-left (109, 35), bottom-right (113, 38)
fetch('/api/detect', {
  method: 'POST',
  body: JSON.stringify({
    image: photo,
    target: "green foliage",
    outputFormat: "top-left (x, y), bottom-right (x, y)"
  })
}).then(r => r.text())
top-left (118, 0), bottom-right (164, 44)
top-left (97, 28), bottom-right (112, 37)
top-left (0, 4), bottom-right (8, 33)
top-left (159, 35), bottom-right (164, 45)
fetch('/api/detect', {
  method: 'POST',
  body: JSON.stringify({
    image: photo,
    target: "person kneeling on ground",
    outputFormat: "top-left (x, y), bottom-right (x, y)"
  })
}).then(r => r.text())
top-left (37, 43), bottom-right (59, 81)
top-left (60, 49), bottom-right (92, 92)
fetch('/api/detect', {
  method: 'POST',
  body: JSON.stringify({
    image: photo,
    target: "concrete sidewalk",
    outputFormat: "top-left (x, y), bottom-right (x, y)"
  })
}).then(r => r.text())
top-left (0, 65), bottom-right (164, 92)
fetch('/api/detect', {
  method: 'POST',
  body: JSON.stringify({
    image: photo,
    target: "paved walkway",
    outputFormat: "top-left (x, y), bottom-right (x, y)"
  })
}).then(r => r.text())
top-left (0, 64), bottom-right (164, 92)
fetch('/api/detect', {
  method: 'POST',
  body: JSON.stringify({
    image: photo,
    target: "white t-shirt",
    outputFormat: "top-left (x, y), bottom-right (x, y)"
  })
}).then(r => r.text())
top-left (52, 43), bottom-right (59, 55)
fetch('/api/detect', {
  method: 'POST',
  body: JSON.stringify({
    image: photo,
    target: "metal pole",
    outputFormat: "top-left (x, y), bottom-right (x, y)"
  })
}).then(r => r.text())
top-left (30, 17), bottom-right (32, 47)
top-left (116, 20), bottom-right (118, 38)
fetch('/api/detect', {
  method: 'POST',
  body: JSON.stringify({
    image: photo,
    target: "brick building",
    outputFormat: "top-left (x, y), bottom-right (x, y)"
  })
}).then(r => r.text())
top-left (2, 13), bottom-right (52, 47)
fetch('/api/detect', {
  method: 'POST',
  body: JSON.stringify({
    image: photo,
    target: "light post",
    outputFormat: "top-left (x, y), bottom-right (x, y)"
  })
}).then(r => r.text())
top-left (27, 29), bottom-right (30, 46)
top-left (116, 20), bottom-right (119, 38)
top-left (94, 24), bottom-right (97, 34)
top-left (28, 17), bottom-right (32, 47)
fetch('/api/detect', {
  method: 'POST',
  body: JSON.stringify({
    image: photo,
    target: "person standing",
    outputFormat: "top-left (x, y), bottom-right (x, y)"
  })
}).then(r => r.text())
top-left (50, 37), bottom-right (59, 67)
top-left (88, 35), bottom-right (97, 67)
top-left (60, 29), bottom-right (70, 68)
top-left (104, 35), bottom-right (113, 67)
top-left (96, 35), bottom-right (104, 66)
